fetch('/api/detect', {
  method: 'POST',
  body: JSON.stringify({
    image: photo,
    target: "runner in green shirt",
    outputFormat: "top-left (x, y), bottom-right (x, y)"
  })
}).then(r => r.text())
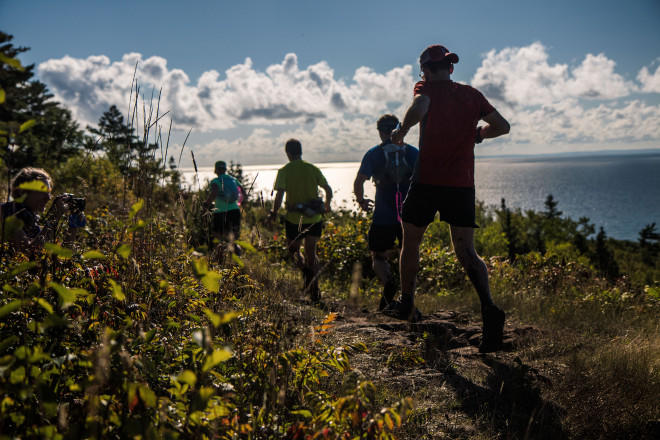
top-left (269, 139), bottom-right (332, 302)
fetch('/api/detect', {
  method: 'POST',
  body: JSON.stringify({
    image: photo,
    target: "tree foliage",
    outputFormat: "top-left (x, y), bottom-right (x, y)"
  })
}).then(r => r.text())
top-left (0, 31), bottom-right (83, 174)
top-left (86, 105), bottom-right (137, 175)
top-left (486, 195), bottom-right (660, 282)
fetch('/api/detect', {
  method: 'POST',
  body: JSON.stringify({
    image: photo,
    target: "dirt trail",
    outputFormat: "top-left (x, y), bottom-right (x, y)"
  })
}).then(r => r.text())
top-left (318, 300), bottom-right (567, 439)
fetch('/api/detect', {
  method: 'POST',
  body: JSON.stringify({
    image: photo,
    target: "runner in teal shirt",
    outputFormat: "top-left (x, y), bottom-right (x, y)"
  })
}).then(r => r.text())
top-left (203, 160), bottom-right (243, 260)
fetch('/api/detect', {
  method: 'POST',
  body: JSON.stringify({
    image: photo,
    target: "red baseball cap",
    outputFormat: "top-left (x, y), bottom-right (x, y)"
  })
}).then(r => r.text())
top-left (419, 45), bottom-right (459, 65)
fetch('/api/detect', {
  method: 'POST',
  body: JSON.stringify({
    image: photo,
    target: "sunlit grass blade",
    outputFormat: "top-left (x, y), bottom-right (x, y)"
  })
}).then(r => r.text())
top-left (108, 279), bottom-right (125, 301)
top-left (0, 300), bottom-right (27, 319)
top-left (18, 119), bottom-right (36, 133)
top-left (1, 216), bottom-right (23, 242)
top-left (16, 180), bottom-right (48, 193)
top-left (82, 250), bottom-right (106, 260)
top-left (48, 282), bottom-right (87, 308)
top-left (0, 53), bottom-right (25, 70)
top-left (44, 243), bottom-right (74, 259)
top-left (177, 370), bottom-right (197, 386)
top-left (128, 199), bottom-right (144, 221)
top-left (234, 240), bottom-right (256, 253)
top-left (202, 348), bottom-right (233, 372)
top-left (8, 262), bottom-right (38, 278)
top-left (115, 244), bottom-right (131, 259)
top-left (203, 309), bottom-right (239, 328)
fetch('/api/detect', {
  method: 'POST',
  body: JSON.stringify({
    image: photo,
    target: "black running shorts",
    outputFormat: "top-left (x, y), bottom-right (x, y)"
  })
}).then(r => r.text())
top-left (368, 223), bottom-right (403, 253)
top-left (212, 209), bottom-right (241, 238)
top-left (401, 183), bottom-right (478, 228)
top-left (285, 220), bottom-right (323, 241)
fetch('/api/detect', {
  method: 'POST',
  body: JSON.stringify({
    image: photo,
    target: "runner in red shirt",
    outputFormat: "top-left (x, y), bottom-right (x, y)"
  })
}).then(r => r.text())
top-left (388, 44), bottom-right (511, 353)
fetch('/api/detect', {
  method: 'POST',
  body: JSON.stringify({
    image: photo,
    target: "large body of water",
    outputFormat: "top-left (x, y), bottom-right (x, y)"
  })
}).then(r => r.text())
top-left (182, 152), bottom-right (660, 242)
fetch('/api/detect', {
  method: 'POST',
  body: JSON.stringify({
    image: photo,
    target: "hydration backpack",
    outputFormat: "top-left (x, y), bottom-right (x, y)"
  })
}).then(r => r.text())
top-left (219, 176), bottom-right (240, 204)
top-left (373, 143), bottom-right (414, 186)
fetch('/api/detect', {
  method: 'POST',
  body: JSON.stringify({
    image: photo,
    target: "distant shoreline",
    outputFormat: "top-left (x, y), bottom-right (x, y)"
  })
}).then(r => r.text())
top-left (181, 148), bottom-right (660, 172)
top-left (477, 147), bottom-right (660, 161)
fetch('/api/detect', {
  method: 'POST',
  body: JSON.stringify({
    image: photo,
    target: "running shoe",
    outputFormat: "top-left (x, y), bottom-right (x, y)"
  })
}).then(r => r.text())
top-left (310, 286), bottom-right (321, 303)
top-left (479, 304), bottom-right (505, 353)
top-left (382, 298), bottom-right (422, 323)
top-left (379, 279), bottom-right (397, 311)
top-left (302, 267), bottom-right (314, 290)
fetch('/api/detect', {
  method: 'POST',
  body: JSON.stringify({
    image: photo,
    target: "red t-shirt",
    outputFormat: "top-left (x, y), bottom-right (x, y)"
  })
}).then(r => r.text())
top-left (414, 80), bottom-right (495, 187)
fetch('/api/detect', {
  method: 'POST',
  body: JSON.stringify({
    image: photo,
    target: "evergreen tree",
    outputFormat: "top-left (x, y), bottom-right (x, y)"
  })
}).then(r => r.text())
top-left (524, 210), bottom-right (547, 255)
top-left (595, 227), bottom-right (619, 279)
top-left (639, 223), bottom-right (659, 248)
top-left (541, 194), bottom-right (573, 246)
top-left (639, 223), bottom-right (659, 265)
top-left (0, 31), bottom-right (83, 173)
top-left (573, 216), bottom-right (595, 255)
top-left (543, 194), bottom-right (562, 219)
top-left (498, 198), bottom-right (518, 260)
top-left (86, 105), bottom-right (136, 175)
top-left (87, 105), bottom-right (165, 197)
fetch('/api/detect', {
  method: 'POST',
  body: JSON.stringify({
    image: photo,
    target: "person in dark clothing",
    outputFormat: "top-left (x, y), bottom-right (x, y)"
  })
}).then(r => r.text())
top-left (1, 167), bottom-right (84, 255)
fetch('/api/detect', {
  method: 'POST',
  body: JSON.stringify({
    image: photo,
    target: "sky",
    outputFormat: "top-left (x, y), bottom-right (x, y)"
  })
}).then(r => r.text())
top-left (2, 0), bottom-right (660, 167)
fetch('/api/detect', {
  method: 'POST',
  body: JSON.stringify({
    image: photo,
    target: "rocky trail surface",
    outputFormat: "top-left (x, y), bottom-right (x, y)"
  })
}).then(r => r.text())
top-left (316, 300), bottom-right (567, 439)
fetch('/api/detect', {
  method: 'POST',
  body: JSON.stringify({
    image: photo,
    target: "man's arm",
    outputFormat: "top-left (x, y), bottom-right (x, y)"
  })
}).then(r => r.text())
top-left (266, 189), bottom-right (285, 226)
top-left (203, 182), bottom-right (219, 209)
top-left (353, 173), bottom-right (373, 212)
top-left (478, 110), bottom-right (510, 141)
top-left (321, 184), bottom-right (333, 214)
top-left (271, 189), bottom-right (285, 215)
top-left (391, 94), bottom-right (430, 145)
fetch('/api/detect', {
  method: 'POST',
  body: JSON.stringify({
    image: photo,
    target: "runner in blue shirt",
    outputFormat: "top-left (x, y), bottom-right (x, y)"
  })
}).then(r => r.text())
top-left (354, 114), bottom-right (418, 310)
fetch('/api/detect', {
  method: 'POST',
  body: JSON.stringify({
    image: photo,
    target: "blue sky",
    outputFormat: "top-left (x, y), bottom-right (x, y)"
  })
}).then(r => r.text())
top-left (2, 0), bottom-right (660, 166)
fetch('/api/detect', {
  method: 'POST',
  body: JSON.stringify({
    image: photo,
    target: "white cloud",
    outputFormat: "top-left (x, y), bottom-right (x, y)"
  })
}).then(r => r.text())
top-left (185, 116), bottom-right (421, 167)
top-left (638, 59), bottom-right (660, 93)
top-left (510, 99), bottom-right (660, 146)
top-left (469, 43), bottom-right (659, 153)
top-left (471, 42), bottom-right (636, 107)
top-left (37, 43), bottom-right (660, 166)
top-left (344, 65), bottom-right (412, 114)
top-left (38, 52), bottom-right (411, 132)
top-left (566, 53), bottom-right (634, 99)
top-left (472, 43), bottom-right (569, 106)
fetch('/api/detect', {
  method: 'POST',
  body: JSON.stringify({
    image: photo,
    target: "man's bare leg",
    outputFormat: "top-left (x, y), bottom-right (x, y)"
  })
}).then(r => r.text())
top-left (399, 222), bottom-right (427, 298)
top-left (373, 250), bottom-right (397, 309)
top-left (449, 226), bottom-right (493, 307)
top-left (287, 238), bottom-right (305, 270)
top-left (450, 225), bottom-right (504, 352)
top-left (372, 251), bottom-right (391, 285)
top-left (380, 221), bottom-right (426, 321)
top-left (303, 235), bottom-right (321, 300)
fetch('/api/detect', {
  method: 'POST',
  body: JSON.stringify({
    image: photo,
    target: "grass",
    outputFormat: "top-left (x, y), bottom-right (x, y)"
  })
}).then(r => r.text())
top-left (552, 340), bottom-right (660, 439)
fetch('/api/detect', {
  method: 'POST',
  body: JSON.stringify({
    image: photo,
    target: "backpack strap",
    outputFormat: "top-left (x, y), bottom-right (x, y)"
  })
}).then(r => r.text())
top-left (372, 143), bottom-right (388, 186)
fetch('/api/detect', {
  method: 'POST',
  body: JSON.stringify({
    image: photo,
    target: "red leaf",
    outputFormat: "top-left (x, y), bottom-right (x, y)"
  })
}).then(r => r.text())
top-left (128, 394), bottom-right (139, 412)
